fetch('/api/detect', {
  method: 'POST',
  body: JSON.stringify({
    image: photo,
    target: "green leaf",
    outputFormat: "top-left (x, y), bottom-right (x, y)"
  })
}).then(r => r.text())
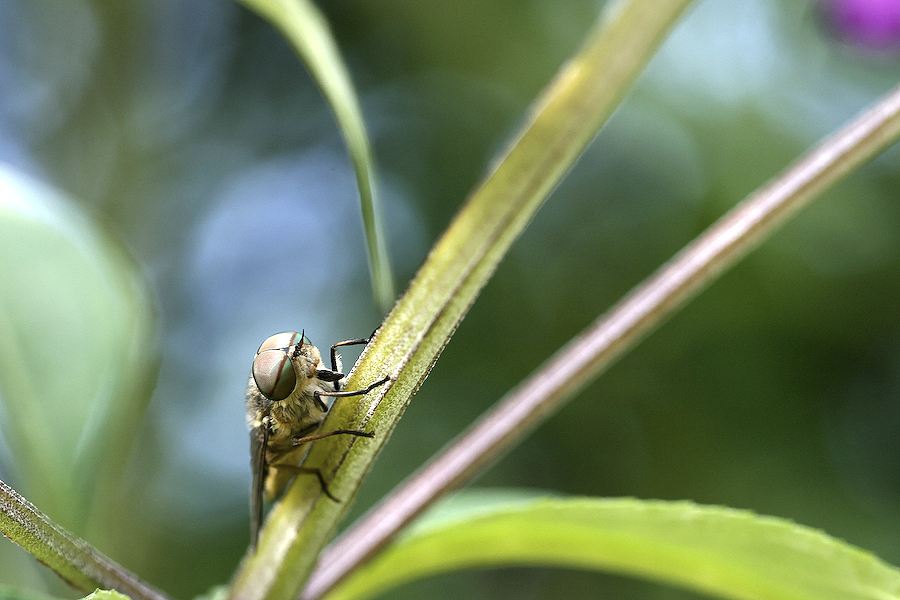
top-left (235, 0), bottom-right (394, 308)
top-left (82, 591), bottom-right (132, 600)
top-left (0, 165), bottom-right (157, 530)
top-left (192, 586), bottom-right (229, 600)
top-left (324, 494), bottom-right (900, 600)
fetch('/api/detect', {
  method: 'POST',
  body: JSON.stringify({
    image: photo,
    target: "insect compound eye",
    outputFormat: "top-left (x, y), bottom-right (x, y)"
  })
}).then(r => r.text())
top-left (257, 331), bottom-right (304, 354)
top-left (252, 349), bottom-right (297, 400)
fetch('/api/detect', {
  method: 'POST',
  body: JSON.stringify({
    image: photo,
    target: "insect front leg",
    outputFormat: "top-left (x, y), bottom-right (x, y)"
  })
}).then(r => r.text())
top-left (328, 333), bottom-right (377, 390)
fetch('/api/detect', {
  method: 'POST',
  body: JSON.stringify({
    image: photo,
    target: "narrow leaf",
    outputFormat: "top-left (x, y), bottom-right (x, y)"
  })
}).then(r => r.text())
top-left (236, 0), bottom-right (394, 308)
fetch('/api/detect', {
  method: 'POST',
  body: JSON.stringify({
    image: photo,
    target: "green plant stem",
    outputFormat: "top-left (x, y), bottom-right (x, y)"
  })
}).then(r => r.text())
top-left (227, 2), bottom-right (693, 600)
top-left (0, 479), bottom-right (171, 600)
top-left (301, 81), bottom-right (900, 600)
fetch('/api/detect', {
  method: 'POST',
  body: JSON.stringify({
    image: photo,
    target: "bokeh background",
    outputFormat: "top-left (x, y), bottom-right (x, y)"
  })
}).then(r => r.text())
top-left (2, 0), bottom-right (900, 598)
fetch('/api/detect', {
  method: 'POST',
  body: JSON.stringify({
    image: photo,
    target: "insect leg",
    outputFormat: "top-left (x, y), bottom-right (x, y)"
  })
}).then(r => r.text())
top-left (291, 429), bottom-right (375, 446)
top-left (329, 336), bottom-right (372, 371)
top-left (316, 376), bottom-right (390, 399)
top-left (299, 378), bottom-right (388, 441)
top-left (329, 334), bottom-right (375, 390)
top-left (309, 376), bottom-right (389, 436)
top-left (278, 375), bottom-right (387, 502)
top-left (271, 465), bottom-right (342, 502)
top-left (274, 429), bottom-right (376, 503)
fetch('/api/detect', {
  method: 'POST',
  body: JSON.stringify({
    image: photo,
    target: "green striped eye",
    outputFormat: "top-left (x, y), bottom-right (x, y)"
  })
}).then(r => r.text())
top-left (252, 349), bottom-right (296, 400)
top-left (253, 331), bottom-right (312, 400)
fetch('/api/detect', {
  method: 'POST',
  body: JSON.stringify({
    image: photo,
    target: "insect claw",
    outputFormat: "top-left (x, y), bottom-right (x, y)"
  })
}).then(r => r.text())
top-left (320, 481), bottom-right (341, 502)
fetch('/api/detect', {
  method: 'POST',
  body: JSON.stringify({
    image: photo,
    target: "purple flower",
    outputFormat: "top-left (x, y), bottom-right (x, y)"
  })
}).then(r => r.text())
top-left (821, 0), bottom-right (900, 52)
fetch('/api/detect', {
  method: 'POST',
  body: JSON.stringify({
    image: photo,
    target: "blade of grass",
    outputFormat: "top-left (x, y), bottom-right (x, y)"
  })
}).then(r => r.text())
top-left (0, 479), bottom-right (171, 600)
top-left (236, 0), bottom-right (394, 308)
top-left (304, 81), bottom-right (900, 600)
top-left (226, 2), bottom-right (695, 600)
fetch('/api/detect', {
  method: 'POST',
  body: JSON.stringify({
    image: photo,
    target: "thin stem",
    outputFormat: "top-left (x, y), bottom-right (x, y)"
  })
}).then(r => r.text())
top-left (0, 479), bottom-right (172, 600)
top-left (301, 82), bottom-right (900, 600)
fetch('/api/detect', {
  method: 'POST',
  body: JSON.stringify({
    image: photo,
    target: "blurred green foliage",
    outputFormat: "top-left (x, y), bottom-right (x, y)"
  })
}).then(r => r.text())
top-left (1, 1), bottom-right (900, 599)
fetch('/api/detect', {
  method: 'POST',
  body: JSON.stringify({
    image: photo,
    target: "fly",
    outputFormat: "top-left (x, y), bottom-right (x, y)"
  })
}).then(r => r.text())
top-left (246, 330), bottom-right (388, 549)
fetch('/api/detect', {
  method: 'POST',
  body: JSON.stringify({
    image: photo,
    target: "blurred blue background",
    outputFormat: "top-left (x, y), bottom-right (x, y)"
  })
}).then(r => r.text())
top-left (1, 0), bottom-right (900, 598)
